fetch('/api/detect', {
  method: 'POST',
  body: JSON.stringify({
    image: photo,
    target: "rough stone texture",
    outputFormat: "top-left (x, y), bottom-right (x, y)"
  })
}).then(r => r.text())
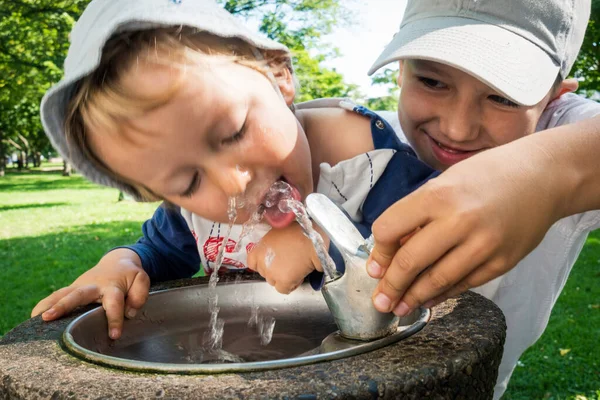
top-left (0, 276), bottom-right (506, 399)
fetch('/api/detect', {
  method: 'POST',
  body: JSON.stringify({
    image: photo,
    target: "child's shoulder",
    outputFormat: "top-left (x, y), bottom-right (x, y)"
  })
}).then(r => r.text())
top-left (296, 98), bottom-right (375, 166)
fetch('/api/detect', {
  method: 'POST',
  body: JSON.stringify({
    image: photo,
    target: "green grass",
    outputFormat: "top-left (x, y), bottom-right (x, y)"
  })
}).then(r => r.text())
top-left (0, 166), bottom-right (598, 399)
top-left (0, 167), bottom-right (160, 334)
top-left (504, 230), bottom-right (600, 400)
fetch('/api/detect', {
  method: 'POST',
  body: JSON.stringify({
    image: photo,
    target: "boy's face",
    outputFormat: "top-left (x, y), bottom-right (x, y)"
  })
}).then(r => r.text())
top-left (397, 59), bottom-right (556, 171)
top-left (88, 60), bottom-right (313, 226)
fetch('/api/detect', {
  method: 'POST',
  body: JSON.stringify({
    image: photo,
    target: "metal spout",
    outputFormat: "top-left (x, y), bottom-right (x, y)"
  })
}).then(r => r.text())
top-left (305, 193), bottom-right (399, 341)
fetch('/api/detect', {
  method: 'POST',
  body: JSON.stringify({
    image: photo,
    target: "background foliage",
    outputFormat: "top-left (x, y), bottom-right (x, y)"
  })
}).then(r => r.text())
top-left (0, 0), bottom-right (358, 175)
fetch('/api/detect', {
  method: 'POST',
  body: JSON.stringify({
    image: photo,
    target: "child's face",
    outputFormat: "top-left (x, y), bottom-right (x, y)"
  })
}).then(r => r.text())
top-left (88, 60), bottom-right (313, 225)
top-left (397, 59), bottom-right (556, 171)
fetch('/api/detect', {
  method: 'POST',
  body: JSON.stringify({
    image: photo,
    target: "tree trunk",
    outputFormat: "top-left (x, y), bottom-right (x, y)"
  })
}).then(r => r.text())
top-left (17, 152), bottom-right (24, 170)
top-left (0, 130), bottom-right (5, 177)
top-left (62, 160), bottom-right (72, 176)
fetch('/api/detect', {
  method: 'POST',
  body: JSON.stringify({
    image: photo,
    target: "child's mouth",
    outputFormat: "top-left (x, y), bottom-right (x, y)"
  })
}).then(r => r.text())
top-left (260, 178), bottom-right (301, 229)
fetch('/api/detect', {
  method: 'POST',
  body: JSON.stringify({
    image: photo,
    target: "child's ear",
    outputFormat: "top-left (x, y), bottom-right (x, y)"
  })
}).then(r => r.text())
top-left (274, 67), bottom-right (296, 106)
top-left (552, 78), bottom-right (578, 100)
top-left (396, 61), bottom-right (404, 88)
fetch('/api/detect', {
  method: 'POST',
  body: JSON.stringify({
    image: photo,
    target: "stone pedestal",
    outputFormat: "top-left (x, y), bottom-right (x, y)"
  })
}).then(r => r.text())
top-left (0, 277), bottom-right (505, 399)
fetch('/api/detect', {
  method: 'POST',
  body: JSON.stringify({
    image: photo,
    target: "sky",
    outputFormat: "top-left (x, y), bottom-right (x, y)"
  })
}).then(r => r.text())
top-left (323, 1), bottom-right (408, 97)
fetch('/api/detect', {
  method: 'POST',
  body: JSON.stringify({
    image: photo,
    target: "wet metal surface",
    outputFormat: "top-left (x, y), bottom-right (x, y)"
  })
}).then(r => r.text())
top-left (63, 279), bottom-right (429, 373)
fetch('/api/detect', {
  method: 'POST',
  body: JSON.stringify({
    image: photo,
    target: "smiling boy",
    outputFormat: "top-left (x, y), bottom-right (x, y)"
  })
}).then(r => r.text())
top-left (366, 0), bottom-right (600, 398)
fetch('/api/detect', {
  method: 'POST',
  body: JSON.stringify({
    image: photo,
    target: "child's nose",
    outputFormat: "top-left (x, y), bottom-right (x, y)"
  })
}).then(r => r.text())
top-left (439, 100), bottom-right (480, 142)
top-left (207, 164), bottom-right (251, 197)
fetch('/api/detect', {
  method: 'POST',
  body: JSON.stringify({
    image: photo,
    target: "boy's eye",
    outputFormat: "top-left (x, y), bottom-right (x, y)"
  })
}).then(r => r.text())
top-left (418, 76), bottom-right (446, 89)
top-left (181, 171), bottom-right (201, 198)
top-left (489, 95), bottom-right (519, 108)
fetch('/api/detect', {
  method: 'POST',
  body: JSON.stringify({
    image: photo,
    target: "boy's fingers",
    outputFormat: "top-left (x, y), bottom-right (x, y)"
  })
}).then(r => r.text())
top-left (31, 286), bottom-right (76, 317)
top-left (41, 285), bottom-right (101, 321)
top-left (368, 229), bottom-right (420, 279)
top-left (102, 286), bottom-right (126, 340)
top-left (395, 237), bottom-right (493, 314)
top-left (370, 194), bottom-right (430, 273)
top-left (124, 271), bottom-right (151, 317)
top-left (421, 258), bottom-right (507, 309)
top-left (371, 220), bottom-right (459, 313)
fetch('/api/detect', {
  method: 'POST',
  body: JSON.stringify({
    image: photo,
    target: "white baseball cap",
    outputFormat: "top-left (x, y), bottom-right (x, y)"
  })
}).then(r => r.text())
top-left (368, 0), bottom-right (591, 106)
top-left (40, 0), bottom-right (291, 198)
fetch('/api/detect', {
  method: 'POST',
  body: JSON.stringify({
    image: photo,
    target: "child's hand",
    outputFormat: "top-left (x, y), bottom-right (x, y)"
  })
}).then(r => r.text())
top-left (367, 139), bottom-right (566, 316)
top-left (247, 223), bottom-right (324, 294)
top-left (31, 248), bottom-right (150, 340)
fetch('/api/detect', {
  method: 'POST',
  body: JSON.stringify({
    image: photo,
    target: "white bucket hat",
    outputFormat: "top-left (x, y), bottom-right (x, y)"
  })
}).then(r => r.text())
top-left (368, 0), bottom-right (591, 106)
top-left (40, 0), bottom-right (291, 199)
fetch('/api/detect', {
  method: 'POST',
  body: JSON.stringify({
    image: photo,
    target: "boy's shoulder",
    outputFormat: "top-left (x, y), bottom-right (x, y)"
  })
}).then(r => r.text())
top-left (538, 93), bottom-right (600, 131)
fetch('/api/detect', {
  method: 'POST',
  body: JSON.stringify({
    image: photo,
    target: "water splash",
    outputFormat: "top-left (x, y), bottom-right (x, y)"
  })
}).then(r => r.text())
top-left (233, 207), bottom-right (265, 252)
top-left (279, 196), bottom-right (338, 279)
top-left (258, 316), bottom-right (276, 346)
top-left (204, 197), bottom-right (237, 354)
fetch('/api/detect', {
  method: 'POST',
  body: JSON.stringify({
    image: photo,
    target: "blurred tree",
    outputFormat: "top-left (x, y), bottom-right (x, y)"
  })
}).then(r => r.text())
top-left (364, 67), bottom-right (399, 112)
top-left (0, 0), bottom-right (357, 177)
top-left (220, 0), bottom-right (358, 101)
top-left (572, 0), bottom-right (599, 99)
top-left (0, 0), bottom-right (85, 175)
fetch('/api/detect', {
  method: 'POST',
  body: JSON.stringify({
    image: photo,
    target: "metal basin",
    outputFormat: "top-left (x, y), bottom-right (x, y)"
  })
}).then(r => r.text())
top-left (63, 277), bottom-right (429, 373)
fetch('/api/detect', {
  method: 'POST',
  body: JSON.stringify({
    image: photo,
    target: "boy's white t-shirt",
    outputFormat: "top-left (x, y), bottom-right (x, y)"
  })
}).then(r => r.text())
top-left (380, 93), bottom-right (600, 399)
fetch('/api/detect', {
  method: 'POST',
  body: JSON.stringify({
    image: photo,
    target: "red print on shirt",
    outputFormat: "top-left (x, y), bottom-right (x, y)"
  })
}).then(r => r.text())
top-left (203, 236), bottom-right (246, 272)
top-left (246, 242), bottom-right (257, 253)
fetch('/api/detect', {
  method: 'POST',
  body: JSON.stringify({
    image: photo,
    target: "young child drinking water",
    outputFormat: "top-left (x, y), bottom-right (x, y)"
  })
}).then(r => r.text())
top-left (33, 0), bottom-right (438, 341)
top-left (362, 0), bottom-right (600, 398)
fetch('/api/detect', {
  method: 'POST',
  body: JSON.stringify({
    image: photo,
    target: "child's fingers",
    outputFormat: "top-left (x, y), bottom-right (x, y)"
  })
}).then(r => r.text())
top-left (367, 229), bottom-right (420, 278)
top-left (371, 219), bottom-right (459, 313)
top-left (369, 194), bottom-right (430, 275)
top-left (423, 257), bottom-right (511, 309)
top-left (31, 286), bottom-right (76, 317)
top-left (391, 235), bottom-right (493, 315)
top-left (102, 286), bottom-right (126, 340)
top-left (41, 285), bottom-right (101, 321)
top-left (124, 271), bottom-right (151, 319)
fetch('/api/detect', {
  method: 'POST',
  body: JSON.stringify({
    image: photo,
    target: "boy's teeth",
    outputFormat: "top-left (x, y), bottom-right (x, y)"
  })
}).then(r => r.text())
top-left (436, 140), bottom-right (462, 153)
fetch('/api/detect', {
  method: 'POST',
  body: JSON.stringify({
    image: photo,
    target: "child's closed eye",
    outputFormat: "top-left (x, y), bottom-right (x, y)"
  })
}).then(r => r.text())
top-left (181, 171), bottom-right (201, 198)
top-left (221, 130), bottom-right (245, 145)
top-left (488, 95), bottom-right (520, 108)
top-left (221, 118), bottom-right (248, 146)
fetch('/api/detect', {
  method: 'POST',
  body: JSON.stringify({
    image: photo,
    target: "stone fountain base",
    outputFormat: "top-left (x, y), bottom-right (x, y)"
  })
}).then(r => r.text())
top-left (0, 277), bottom-right (505, 399)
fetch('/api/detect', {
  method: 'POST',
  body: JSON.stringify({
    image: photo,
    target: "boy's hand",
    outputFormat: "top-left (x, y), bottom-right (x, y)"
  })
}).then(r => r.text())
top-left (367, 140), bottom-right (564, 316)
top-left (31, 248), bottom-right (150, 340)
top-left (247, 223), bottom-right (324, 294)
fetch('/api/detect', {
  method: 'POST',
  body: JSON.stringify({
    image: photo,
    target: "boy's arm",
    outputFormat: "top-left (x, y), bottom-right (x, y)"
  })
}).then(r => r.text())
top-left (368, 114), bottom-right (600, 316)
top-left (118, 203), bottom-right (201, 283)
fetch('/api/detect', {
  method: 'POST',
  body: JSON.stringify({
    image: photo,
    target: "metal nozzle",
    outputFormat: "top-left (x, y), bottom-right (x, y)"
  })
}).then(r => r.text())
top-left (305, 193), bottom-right (399, 341)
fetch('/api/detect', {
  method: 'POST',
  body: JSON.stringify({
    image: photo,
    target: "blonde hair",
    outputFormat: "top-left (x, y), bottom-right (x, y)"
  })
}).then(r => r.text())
top-left (65, 27), bottom-right (292, 201)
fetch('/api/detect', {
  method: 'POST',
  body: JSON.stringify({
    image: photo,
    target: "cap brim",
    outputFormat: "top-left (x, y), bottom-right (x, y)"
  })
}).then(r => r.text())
top-left (368, 17), bottom-right (560, 106)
